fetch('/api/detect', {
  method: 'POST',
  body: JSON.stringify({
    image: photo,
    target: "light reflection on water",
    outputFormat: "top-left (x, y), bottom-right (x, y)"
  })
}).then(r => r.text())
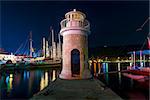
top-left (118, 72), bottom-right (121, 85)
top-left (5, 74), bottom-right (13, 93)
top-left (1, 65), bottom-right (148, 100)
top-left (40, 71), bottom-right (48, 91)
top-left (0, 68), bottom-right (59, 99)
top-left (52, 70), bottom-right (56, 81)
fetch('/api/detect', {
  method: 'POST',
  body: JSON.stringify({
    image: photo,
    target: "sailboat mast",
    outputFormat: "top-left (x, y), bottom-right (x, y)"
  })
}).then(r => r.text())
top-left (52, 28), bottom-right (54, 44)
top-left (51, 28), bottom-right (56, 60)
top-left (29, 31), bottom-right (32, 57)
top-left (147, 33), bottom-right (150, 49)
top-left (43, 37), bottom-right (46, 58)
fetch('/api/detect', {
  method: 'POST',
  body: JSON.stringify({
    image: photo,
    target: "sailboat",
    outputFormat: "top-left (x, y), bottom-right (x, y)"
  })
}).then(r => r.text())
top-left (37, 27), bottom-right (62, 66)
top-left (1, 27), bottom-right (62, 69)
top-left (25, 27), bottom-right (62, 67)
top-left (127, 17), bottom-right (150, 69)
top-left (122, 17), bottom-right (150, 90)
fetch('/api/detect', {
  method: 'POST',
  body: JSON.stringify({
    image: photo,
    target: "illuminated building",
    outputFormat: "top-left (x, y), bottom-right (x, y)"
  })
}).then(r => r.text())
top-left (59, 9), bottom-right (91, 79)
top-left (0, 53), bottom-right (16, 63)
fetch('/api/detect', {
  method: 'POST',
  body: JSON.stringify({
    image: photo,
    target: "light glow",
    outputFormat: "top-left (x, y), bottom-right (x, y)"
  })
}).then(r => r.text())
top-left (6, 74), bottom-right (13, 92)
top-left (40, 72), bottom-right (48, 91)
top-left (52, 70), bottom-right (56, 81)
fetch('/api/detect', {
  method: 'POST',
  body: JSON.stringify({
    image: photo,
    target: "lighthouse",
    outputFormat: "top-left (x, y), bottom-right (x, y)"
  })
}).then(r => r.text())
top-left (59, 9), bottom-right (91, 79)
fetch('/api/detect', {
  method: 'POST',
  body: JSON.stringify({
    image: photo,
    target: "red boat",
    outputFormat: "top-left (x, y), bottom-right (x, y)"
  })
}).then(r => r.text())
top-left (128, 68), bottom-right (150, 76)
top-left (123, 67), bottom-right (150, 90)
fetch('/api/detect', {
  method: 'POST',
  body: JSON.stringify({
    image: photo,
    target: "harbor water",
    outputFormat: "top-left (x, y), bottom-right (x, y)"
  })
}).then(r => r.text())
top-left (0, 65), bottom-right (149, 100)
top-left (0, 68), bottom-right (60, 99)
top-left (98, 72), bottom-right (149, 100)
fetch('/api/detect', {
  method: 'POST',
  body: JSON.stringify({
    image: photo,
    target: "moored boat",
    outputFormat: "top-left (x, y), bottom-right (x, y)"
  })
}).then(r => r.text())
top-left (122, 72), bottom-right (149, 90)
top-left (127, 67), bottom-right (150, 76)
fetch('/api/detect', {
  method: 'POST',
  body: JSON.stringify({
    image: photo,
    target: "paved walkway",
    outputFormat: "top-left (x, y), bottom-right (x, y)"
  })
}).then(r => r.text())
top-left (31, 78), bottom-right (122, 100)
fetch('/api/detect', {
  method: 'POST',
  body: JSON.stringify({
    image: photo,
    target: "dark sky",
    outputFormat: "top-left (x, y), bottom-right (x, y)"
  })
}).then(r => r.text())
top-left (1, 1), bottom-right (149, 53)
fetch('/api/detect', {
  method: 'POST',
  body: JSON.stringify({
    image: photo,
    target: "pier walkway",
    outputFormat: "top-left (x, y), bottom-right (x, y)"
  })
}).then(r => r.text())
top-left (31, 78), bottom-right (122, 100)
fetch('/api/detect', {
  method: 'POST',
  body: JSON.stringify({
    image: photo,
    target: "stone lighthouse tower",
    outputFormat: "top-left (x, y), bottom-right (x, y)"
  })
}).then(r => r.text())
top-left (59, 9), bottom-right (91, 79)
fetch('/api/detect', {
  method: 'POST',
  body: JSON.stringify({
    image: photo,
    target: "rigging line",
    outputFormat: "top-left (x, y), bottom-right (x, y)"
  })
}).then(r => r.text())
top-left (24, 49), bottom-right (29, 55)
top-left (21, 38), bottom-right (29, 54)
top-left (18, 36), bottom-right (28, 54)
top-left (140, 38), bottom-right (147, 50)
top-left (138, 17), bottom-right (150, 50)
top-left (141, 17), bottom-right (150, 28)
top-left (140, 33), bottom-right (150, 50)
top-left (114, 17), bottom-right (150, 56)
top-left (19, 38), bottom-right (29, 54)
top-left (136, 17), bottom-right (150, 31)
top-left (15, 35), bottom-right (29, 54)
top-left (135, 35), bottom-right (145, 49)
top-left (23, 45), bottom-right (29, 55)
top-left (23, 50), bottom-right (27, 55)
top-left (15, 43), bottom-right (24, 54)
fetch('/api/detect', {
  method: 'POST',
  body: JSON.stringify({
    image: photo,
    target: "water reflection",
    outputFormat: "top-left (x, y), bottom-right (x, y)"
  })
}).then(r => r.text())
top-left (23, 71), bottom-right (30, 80)
top-left (130, 79), bottom-right (133, 88)
top-left (28, 70), bottom-right (35, 95)
top-left (6, 74), bottom-right (13, 92)
top-left (104, 73), bottom-right (109, 85)
top-left (52, 70), bottom-right (56, 81)
top-left (0, 68), bottom-right (60, 99)
top-left (118, 72), bottom-right (121, 85)
top-left (99, 72), bottom-right (149, 100)
top-left (40, 71), bottom-right (48, 90)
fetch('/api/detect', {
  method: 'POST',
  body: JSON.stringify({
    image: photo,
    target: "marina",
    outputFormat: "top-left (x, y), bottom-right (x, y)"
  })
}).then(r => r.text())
top-left (1, 1), bottom-right (149, 100)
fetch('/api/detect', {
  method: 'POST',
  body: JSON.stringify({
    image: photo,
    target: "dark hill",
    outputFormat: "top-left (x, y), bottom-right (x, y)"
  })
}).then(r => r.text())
top-left (88, 44), bottom-right (147, 58)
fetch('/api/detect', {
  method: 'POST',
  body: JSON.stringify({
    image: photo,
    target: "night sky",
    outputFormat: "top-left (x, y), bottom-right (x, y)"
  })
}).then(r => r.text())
top-left (1, 1), bottom-right (149, 53)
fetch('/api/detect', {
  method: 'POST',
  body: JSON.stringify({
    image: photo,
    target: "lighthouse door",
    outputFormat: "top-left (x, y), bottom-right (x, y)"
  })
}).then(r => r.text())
top-left (71, 49), bottom-right (80, 75)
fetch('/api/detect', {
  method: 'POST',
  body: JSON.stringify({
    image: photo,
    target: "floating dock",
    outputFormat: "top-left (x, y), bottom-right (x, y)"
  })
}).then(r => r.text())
top-left (31, 78), bottom-right (122, 100)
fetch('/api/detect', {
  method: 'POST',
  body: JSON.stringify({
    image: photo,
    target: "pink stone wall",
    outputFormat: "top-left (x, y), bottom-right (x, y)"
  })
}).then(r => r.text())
top-left (60, 32), bottom-right (89, 79)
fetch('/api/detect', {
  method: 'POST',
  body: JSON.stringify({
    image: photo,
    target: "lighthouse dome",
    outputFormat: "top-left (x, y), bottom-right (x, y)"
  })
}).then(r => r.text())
top-left (65, 9), bottom-right (86, 21)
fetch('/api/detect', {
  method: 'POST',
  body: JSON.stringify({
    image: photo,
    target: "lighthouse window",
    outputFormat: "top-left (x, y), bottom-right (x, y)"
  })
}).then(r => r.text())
top-left (74, 14), bottom-right (77, 19)
top-left (68, 15), bottom-right (70, 21)
top-left (77, 14), bottom-right (81, 19)
top-left (64, 21), bottom-right (67, 27)
top-left (72, 14), bottom-right (74, 19)
top-left (75, 14), bottom-right (77, 19)
top-left (79, 21), bottom-right (81, 27)
top-left (76, 14), bottom-right (79, 19)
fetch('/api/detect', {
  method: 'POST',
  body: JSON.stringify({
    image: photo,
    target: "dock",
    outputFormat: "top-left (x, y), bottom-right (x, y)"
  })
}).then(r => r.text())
top-left (0, 64), bottom-right (61, 71)
top-left (31, 78), bottom-right (122, 100)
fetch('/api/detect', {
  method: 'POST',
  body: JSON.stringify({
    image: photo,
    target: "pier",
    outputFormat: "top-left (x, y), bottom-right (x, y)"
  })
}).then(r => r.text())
top-left (31, 78), bottom-right (122, 100)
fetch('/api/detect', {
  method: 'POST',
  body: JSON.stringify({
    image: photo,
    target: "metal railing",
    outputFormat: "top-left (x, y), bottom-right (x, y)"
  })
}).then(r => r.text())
top-left (60, 19), bottom-right (90, 31)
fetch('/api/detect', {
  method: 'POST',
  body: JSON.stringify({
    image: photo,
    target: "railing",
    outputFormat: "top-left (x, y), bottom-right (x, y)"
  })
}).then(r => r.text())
top-left (88, 59), bottom-right (150, 63)
top-left (60, 19), bottom-right (90, 31)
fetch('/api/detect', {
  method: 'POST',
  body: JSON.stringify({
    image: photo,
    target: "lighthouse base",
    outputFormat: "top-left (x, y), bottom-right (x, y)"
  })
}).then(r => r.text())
top-left (81, 69), bottom-right (92, 79)
top-left (59, 68), bottom-right (92, 80)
